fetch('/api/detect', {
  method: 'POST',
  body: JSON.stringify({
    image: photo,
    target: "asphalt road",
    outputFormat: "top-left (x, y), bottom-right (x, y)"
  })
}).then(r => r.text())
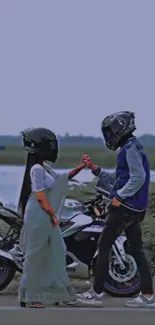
top-left (0, 295), bottom-right (155, 325)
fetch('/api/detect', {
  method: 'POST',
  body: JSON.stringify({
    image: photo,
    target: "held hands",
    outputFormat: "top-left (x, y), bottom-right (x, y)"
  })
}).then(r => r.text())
top-left (82, 154), bottom-right (98, 171)
top-left (82, 154), bottom-right (92, 168)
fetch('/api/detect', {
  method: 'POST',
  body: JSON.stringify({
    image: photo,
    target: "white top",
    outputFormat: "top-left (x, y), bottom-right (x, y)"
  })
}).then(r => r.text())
top-left (30, 164), bottom-right (55, 192)
top-left (20, 163), bottom-right (69, 251)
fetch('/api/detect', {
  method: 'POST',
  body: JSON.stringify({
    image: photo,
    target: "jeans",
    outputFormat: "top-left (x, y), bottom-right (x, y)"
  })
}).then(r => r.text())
top-left (93, 205), bottom-right (153, 295)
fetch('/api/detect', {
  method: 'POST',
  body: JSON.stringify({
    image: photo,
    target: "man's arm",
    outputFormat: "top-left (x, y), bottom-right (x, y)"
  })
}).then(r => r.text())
top-left (117, 143), bottom-right (146, 200)
top-left (82, 154), bottom-right (116, 186)
top-left (92, 167), bottom-right (116, 185)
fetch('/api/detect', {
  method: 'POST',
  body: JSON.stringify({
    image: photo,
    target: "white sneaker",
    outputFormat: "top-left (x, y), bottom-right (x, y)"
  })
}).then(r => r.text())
top-left (61, 300), bottom-right (78, 306)
top-left (125, 292), bottom-right (155, 308)
top-left (76, 288), bottom-right (104, 304)
top-left (76, 298), bottom-right (103, 307)
top-left (59, 296), bottom-right (103, 307)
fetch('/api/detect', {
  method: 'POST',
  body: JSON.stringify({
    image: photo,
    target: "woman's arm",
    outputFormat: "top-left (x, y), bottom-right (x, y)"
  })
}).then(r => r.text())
top-left (44, 161), bottom-right (86, 181)
top-left (68, 162), bottom-right (86, 180)
top-left (35, 191), bottom-right (59, 225)
top-left (31, 165), bottom-right (59, 225)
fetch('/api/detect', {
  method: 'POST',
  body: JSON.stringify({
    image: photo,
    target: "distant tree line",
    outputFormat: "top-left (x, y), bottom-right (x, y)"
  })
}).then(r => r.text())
top-left (0, 133), bottom-right (155, 147)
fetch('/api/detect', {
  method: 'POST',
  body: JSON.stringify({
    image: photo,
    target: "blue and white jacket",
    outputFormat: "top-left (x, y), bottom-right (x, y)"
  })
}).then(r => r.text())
top-left (93, 137), bottom-right (150, 212)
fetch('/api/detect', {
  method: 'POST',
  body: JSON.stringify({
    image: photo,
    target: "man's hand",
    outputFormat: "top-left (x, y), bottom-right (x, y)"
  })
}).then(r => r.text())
top-left (112, 197), bottom-right (121, 207)
top-left (82, 154), bottom-right (91, 166)
top-left (82, 155), bottom-right (98, 171)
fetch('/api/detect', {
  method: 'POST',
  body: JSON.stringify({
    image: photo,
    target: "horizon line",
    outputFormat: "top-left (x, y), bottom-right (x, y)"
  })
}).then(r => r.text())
top-left (0, 132), bottom-right (155, 138)
top-left (0, 132), bottom-right (154, 138)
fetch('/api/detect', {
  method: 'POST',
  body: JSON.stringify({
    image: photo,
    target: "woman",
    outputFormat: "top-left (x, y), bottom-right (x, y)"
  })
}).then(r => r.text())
top-left (18, 127), bottom-right (87, 308)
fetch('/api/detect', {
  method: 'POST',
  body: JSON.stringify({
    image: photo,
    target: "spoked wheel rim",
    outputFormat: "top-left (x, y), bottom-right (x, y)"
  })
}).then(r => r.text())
top-left (103, 252), bottom-right (140, 296)
top-left (109, 253), bottom-right (137, 283)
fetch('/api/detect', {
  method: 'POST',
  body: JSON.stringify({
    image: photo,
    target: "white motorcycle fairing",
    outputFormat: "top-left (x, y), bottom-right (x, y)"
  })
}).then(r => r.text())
top-left (66, 251), bottom-right (89, 279)
top-left (93, 235), bottom-right (127, 263)
top-left (62, 213), bottom-right (92, 238)
top-left (0, 249), bottom-right (14, 262)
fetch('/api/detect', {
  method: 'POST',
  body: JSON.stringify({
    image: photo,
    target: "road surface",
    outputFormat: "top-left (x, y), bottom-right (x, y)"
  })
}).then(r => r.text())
top-left (0, 294), bottom-right (155, 324)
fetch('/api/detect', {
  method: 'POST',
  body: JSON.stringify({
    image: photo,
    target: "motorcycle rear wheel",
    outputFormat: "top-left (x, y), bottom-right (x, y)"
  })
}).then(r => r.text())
top-left (0, 257), bottom-right (16, 291)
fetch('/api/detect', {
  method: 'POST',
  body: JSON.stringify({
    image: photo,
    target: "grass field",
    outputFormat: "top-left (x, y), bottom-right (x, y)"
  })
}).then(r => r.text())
top-left (1, 145), bottom-right (155, 169)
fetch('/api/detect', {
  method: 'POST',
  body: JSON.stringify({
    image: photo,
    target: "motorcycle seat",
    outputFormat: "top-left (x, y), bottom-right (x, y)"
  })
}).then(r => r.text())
top-left (0, 204), bottom-right (22, 219)
top-left (4, 207), bottom-right (22, 219)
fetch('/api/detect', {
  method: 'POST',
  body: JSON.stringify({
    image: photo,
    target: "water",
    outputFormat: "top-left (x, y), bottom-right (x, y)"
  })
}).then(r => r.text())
top-left (0, 165), bottom-right (154, 209)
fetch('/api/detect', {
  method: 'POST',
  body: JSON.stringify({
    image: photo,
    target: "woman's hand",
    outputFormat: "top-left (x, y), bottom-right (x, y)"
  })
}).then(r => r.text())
top-left (52, 214), bottom-right (59, 226)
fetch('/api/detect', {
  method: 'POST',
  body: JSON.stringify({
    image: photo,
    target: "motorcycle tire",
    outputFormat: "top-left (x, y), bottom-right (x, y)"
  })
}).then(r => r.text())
top-left (93, 253), bottom-right (140, 297)
top-left (103, 273), bottom-right (140, 297)
top-left (0, 257), bottom-right (16, 291)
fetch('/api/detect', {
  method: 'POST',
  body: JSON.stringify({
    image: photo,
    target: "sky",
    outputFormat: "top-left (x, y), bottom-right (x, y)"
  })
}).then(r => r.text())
top-left (0, 0), bottom-right (155, 137)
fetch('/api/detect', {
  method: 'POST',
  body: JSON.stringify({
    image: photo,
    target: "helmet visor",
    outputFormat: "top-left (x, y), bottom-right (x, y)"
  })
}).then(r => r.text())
top-left (48, 140), bottom-right (58, 152)
top-left (101, 120), bottom-right (123, 150)
top-left (102, 119), bottom-right (122, 141)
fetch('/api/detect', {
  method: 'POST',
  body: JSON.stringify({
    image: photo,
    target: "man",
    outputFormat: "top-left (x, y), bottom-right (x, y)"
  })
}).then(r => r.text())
top-left (78, 111), bottom-right (155, 308)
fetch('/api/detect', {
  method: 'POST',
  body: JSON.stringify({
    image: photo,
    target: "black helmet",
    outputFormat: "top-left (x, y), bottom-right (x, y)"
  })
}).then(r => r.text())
top-left (101, 111), bottom-right (136, 151)
top-left (21, 127), bottom-right (58, 163)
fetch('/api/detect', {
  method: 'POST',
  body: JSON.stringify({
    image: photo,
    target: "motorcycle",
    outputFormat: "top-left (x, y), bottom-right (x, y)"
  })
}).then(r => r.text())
top-left (0, 181), bottom-right (140, 297)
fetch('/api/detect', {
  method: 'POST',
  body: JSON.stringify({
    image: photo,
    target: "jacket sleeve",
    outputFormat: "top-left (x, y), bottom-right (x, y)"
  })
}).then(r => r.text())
top-left (92, 168), bottom-right (116, 185)
top-left (117, 143), bottom-right (146, 200)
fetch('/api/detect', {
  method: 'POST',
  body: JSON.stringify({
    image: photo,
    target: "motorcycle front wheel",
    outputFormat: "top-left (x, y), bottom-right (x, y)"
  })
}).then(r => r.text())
top-left (94, 253), bottom-right (140, 297)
